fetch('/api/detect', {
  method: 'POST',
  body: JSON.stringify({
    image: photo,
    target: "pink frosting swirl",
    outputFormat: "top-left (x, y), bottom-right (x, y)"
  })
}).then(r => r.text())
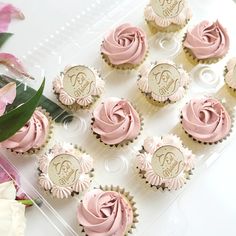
top-left (101, 23), bottom-right (147, 65)
top-left (1, 109), bottom-right (49, 152)
top-left (182, 97), bottom-right (231, 143)
top-left (92, 97), bottom-right (141, 145)
top-left (77, 189), bottom-right (133, 236)
top-left (183, 20), bottom-right (230, 60)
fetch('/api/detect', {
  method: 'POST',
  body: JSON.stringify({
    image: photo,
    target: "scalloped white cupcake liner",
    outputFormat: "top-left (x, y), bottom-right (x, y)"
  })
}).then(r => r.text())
top-left (224, 67), bottom-right (236, 94)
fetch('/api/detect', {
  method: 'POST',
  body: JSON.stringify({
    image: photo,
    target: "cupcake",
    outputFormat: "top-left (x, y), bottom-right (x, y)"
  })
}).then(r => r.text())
top-left (38, 143), bottom-right (93, 199)
top-left (1, 107), bottom-right (52, 154)
top-left (183, 20), bottom-right (230, 64)
top-left (224, 57), bottom-right (236, 91)
top-left (181, 97), bottom-right (232, 144)
top-left (77, 185), bottom-right (138, 236)
top-left (100, 23), bottom-right (148, 70)
top-left (53, 65), bottom-right (104, 109)
top-left (144, 0), bottom-right (192, 32)
top-left (137, 60), bottom-right (190, 104)
top-left (91, 97), bottom-right (142, 147)
top-left (136, 134), bottom-right (195, 190)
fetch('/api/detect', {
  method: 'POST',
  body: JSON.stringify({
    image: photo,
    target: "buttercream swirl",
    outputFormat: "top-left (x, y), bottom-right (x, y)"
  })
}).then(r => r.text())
top-left (184, 20), bottom-right (230, 60)
top-left (77, 189), bottom-right (133, 236)
top-left (1, 109), bottom-right (49, 152)
top-left (92, 97), bottom-right (141, 145)
top-left (101, 23), bottom-right (147, 65)
top-left (182, 97), bottom-right (231, 143)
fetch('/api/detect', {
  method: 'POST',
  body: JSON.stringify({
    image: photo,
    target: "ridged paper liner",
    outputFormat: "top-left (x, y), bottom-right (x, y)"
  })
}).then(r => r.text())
top-left (182, 33), bottom-right (226, 64)
top-left (79, 185), bottom-right (138, 236)
top-left (101, 46), bottom-right (149, 70)
top-left (180, 97), bottom-right (234, 145)
top-left (224, 66), bottom-right (236, 94)
top-left (53, 66), bottom-right (104, 111)
top-left (136, 146), bottom-right (194, 191)
top-left (145, 19), bottom-right (189, 34)
top-left (38, 144), bottom-right (94, 199)
top-left (91, 102), bottom-right (144, 147)
top-left (7, 107), bottom-right (53, 156)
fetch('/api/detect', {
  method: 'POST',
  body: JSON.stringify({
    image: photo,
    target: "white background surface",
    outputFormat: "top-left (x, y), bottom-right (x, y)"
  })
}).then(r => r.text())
top-left (1, 0), bottom-right (236, 235)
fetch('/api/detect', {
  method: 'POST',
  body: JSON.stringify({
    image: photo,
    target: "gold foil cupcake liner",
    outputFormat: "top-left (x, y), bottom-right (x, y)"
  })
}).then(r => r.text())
top-left (182, 33), bottom-right (225, 65)
top-left (180, 97), bottom-right (234, 145)
top-left (53, 66), bottom-right (104, 111)
top-left (8, 106), bottom-right (53, 156)
top-left (101, 46), bottom-right (149, 70)
top-left (91, 102), bottom-right (144, 148)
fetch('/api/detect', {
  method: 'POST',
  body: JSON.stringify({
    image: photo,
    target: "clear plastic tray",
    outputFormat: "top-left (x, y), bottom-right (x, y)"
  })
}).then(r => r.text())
top-left (1, 0), bottom-right (236, 235)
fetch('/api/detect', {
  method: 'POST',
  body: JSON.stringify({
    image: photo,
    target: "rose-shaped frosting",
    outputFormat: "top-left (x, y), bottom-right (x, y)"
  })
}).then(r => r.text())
top-left (136, 134), bottom-right (195, 190)
top-left (184, 20), bottom-right (230, 60)
top-left (225, 57), bottom-right (236, 89)
top-left (77, 189), bottom-right (133, 236)
top-left (1, 109), bottom-right (49, 152)
top-left (144, 2), bottom-right (192, 28)
top-left (92, 97), bottom-right (141, 145)
top-left (182, 97), bottom-right (231, 143)
top-left (101, 23), bottom-right (147, 65)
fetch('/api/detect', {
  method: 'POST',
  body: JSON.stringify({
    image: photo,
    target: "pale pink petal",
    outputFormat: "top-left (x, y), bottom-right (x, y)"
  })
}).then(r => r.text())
top-left (0, 3), bottom-right (24, 32)
top-left (0, 53), bottom-right (31, 78)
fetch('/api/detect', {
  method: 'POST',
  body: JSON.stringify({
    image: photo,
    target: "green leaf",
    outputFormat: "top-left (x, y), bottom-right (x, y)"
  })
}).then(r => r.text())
top-left (0, 78), bottom-right (45, 142)
top-left (0, 75), bottom-right (71, 123)
top-left (0, 33), bottom-right (13, 48)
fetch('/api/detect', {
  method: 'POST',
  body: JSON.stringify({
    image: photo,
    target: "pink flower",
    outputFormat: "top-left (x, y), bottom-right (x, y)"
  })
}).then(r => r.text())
top-left (0, 3), bottom-right (24, 33)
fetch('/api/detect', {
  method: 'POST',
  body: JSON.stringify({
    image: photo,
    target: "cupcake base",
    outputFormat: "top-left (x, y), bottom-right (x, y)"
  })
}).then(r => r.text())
top-left (101, 51), bottom-right (149, 70)
top-left (146, 19), bottom-right (189, 34)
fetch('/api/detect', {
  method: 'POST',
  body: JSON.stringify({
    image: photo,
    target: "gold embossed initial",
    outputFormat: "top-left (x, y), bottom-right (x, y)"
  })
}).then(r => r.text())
top-left (151, 0), bottom-right (185, 18)
top-left (48, 154), bottom-right (80, 187)
top-left (151, 145), bottom-right (185, 178)
top-left (63, 65), bottom-right (95, 99)
top-left (148, 63), bottom-right (181, 97)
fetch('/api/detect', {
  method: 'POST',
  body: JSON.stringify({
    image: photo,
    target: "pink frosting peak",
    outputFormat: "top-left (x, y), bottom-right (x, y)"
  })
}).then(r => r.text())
top-left (1, 109), bottom-right (49, 152)
top-left (77, 189), bottom-right (133, 236)
top-left (92, 97), bottom-right (141, 145)
top-left (101, 23), bottom-right (147, 65)
top-left (182, 97), bottom-right (231, 143)
top-left (184, 20), bottom-right (230, 60)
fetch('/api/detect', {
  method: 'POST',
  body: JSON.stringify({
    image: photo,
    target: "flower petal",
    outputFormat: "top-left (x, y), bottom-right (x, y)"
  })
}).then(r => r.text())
top-left (0, 82), bottom-right (16, 115)
top-left (0, 3), bottom-right (24, 32)
top-left (0, 53), bottom-right (31, 78)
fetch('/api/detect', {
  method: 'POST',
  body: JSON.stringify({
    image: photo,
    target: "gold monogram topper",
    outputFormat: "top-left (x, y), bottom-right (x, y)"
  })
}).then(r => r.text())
top-left (48, 154), bottom-right (81, 187)
top-left (150, 0), bottom-right (185, 18)
top-left (151, 145), bottom-right (185, 179)
top-left (63, 65), bottom-right (95, 99)
top-left (148, 63), bottom-right (181, 97)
